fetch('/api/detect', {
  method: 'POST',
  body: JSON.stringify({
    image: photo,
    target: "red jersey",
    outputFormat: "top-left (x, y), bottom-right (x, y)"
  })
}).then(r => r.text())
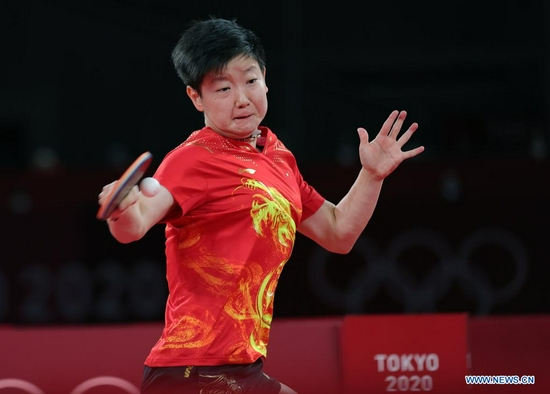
top-left (145, 126), bottom-right (325, 367)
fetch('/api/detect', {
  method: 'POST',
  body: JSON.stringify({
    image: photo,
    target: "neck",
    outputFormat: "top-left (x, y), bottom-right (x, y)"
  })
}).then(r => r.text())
top-left (237, 130), bottom-right (261, 142)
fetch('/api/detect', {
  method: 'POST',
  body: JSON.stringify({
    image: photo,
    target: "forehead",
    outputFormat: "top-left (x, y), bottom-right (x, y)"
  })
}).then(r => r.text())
top-left (209, 56), bottom-right (261, 80)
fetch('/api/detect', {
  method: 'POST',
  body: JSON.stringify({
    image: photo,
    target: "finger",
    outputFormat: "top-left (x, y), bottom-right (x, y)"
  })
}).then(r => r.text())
top-left (380, 110), bottom-right (399, 136)
top-left (99, 181), bottom-right (116, 195)
top-left (357, 127), bottom-right (370, 144)
top-left (388, 110), bottom-right (407, 138)
top-left (117, 185), bottom-right (139, 212)
top-left (402, 145), bottom-right (425, 160)
top-left (98, 181), bottom-right (117, 204)
top-left (396, 122), bottom-right (419, 147)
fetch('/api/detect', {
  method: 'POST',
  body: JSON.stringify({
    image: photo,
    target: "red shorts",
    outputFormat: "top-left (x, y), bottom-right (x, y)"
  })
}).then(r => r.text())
top-left (141, 358), bottom-right (281, 394)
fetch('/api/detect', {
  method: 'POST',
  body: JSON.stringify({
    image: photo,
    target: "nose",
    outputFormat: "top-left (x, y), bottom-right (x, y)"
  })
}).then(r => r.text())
top-left (235, 87), bottom-right (250, 107)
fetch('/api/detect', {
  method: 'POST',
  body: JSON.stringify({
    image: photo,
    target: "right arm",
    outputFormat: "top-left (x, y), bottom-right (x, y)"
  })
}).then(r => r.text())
top-left (98, 179), bottom-right (174, 244)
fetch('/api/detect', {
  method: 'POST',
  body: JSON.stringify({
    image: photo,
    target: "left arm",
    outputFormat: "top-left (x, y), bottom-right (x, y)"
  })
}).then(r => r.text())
top-left (298, 110), bottom-right (424, 254)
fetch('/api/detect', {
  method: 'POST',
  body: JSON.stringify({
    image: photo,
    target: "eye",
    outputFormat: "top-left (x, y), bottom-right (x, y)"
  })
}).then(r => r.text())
top-left (248, 78), bottom-right (258, 84)
top-left (217, 86), bottom-right (230, 92)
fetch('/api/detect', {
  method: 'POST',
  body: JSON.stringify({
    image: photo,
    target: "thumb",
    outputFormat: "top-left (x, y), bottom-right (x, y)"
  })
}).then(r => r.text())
top-left (357, 127), bottom-right (370, 144)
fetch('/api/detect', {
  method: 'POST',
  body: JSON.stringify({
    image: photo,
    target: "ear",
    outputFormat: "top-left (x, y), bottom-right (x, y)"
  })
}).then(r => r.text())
top-left (186, 86), bottom-right (204, 112)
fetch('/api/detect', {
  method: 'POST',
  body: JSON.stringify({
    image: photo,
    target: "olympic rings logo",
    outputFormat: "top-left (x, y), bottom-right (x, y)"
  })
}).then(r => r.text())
top-left (307, 227), bottom-right (528, 314)
top-left (0, 377), bottom-right (139, 394)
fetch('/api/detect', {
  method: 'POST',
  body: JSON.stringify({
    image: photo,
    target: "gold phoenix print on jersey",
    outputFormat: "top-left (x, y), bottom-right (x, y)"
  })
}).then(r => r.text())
top-left (243, 178), bottom-right (296, 251)
top-left (232, 177), bottom-right (297, 355)
top-left (164, 176), bottom-right (298, 360)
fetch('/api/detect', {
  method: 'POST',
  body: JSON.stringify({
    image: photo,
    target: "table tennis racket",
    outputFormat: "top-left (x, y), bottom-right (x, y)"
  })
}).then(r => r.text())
top-left (96, 151), bottom-right (153, 221)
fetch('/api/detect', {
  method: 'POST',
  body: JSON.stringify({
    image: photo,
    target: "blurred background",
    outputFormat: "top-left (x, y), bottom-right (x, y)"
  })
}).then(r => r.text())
top-left (1, 0), bottom-right (548, 325)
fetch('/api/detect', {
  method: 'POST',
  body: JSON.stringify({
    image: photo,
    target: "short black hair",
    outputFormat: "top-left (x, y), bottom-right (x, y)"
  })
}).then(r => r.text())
top-left (171, 17), bottom-right (266, 92)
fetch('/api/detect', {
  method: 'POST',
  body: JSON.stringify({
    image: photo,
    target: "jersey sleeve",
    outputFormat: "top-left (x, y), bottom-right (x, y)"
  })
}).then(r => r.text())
top-left (153, 145), bottom-right (209, 222)
top-left (295, 169), bottom-right (325, 223)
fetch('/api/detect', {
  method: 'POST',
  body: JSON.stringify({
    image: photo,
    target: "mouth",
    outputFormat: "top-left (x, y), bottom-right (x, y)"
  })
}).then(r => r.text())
top-left (234, 114), bottom-right (252, 120)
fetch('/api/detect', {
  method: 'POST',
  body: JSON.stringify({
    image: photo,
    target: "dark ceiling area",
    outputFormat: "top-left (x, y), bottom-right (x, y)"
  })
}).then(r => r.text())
top-left (2, 0), bottom-right (548, 169)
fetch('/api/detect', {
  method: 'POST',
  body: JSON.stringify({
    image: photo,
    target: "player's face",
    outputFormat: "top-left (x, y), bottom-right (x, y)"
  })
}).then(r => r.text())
top-left (187, 56), bottom-right (268, 139)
